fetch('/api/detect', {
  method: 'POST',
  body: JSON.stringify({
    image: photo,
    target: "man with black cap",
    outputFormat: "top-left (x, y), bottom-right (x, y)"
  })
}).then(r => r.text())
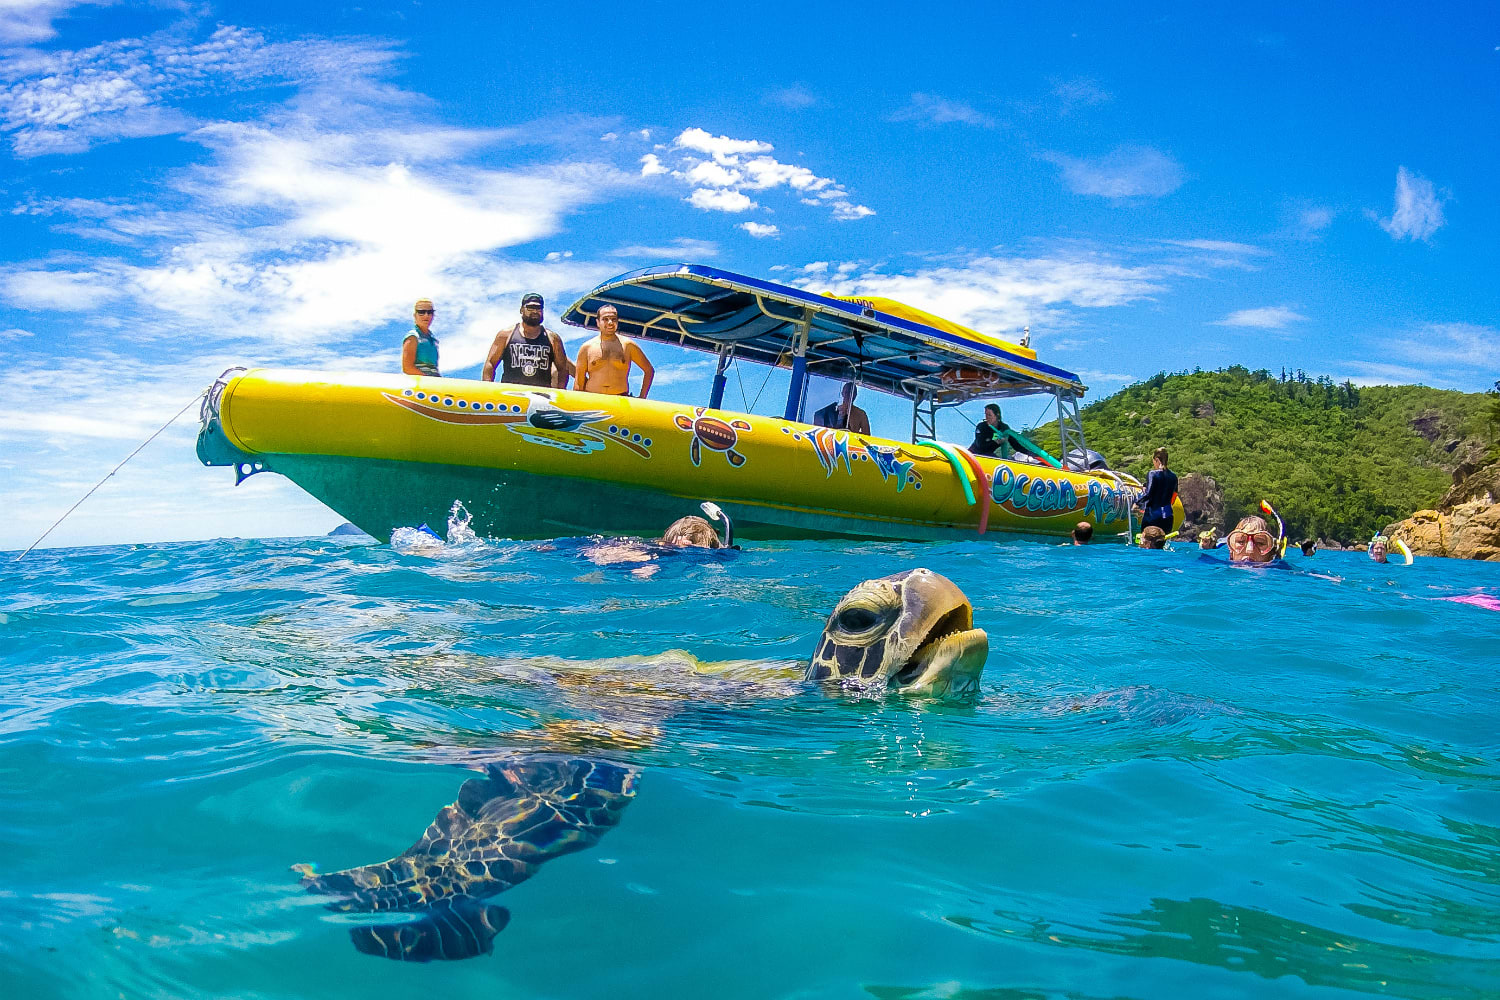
top-left (482, 292), bottom-right (574, 388)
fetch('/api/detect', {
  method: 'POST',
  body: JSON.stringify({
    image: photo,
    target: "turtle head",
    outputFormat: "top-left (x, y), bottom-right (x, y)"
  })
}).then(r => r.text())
top-left (805, 568), bottom-right (988, 698)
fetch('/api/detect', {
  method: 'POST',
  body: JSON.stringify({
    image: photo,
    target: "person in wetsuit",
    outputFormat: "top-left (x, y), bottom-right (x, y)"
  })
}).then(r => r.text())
top-left (481, 292), bottom-right (574, 388)
top-left (1133, 447), bottom-right (1178, 534)
top-left (971, 404), bottom-right (1007, 457)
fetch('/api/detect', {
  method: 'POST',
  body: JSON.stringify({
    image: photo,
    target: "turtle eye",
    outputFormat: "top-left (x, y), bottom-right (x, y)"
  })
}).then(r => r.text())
top-left (835, 606), bottom-right (882, 634)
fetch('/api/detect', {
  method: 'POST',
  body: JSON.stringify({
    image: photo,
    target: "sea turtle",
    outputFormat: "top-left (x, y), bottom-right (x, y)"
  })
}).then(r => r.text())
top-left (294, 568), bottom-right (987, 961)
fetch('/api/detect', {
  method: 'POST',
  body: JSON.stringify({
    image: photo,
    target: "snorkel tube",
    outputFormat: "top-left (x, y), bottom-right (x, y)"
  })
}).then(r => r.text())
top-left (699, 501), bottom-right (735, 549)
top-left (1260, 500), bottom-right (1287, 557)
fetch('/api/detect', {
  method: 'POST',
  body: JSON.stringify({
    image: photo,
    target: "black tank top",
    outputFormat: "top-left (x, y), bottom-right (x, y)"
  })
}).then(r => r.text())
top-left (499, 325), bottom-right (556, 386)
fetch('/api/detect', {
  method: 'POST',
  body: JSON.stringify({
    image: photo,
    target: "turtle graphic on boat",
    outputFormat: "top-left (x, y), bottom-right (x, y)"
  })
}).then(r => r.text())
top-left (294, 569), bottom-right (987, 962)
top-left (674, 407), bottom-right (752, 467)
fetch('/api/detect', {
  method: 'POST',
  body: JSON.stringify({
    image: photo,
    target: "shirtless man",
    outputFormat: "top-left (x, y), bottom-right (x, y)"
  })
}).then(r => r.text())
top-left (574, 304), bottom-right (654, 398)
top-left (481, 292), bottom-right (574, 388)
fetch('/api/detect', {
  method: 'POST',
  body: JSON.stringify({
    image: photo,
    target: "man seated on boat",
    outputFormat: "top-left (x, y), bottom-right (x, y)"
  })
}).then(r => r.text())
top-left (573, 304), bottom-right (654, 398)
top-left (482, 292), bottom-right (575, 388)
top-left (813, 382), bottom-right (871, 435)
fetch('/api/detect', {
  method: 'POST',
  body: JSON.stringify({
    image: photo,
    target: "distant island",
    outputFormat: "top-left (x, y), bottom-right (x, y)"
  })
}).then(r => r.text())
top-left (1036, 367), bottom-right (1497, 549)
top-left (327, 522), bottom-right (371, 537)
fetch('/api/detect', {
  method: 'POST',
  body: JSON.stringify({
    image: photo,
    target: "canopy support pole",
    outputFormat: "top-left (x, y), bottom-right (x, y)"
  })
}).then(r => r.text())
top-left (708, 343), bottom-right (731, 410)
top-left (782, 310), bottom-right (812, 422)
top-left (911, 389), bottom-right (938, 444)
top-left (1056, 390), bottom-right (1089, 470)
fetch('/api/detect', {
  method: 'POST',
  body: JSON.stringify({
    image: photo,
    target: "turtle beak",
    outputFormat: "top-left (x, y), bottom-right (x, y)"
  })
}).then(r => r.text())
top-left (887, 571), bottom-right (988, 697)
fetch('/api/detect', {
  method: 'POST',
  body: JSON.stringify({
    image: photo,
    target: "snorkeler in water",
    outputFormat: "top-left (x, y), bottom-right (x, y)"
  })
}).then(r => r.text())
top-left (1226, 502), bottom-right (1287, 566)
top-left (1368, 534), bottom-right (1413, 565)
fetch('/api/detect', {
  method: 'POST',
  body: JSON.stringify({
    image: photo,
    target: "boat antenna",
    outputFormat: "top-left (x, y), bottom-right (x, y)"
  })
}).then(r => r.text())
top-left (14, 390), bottom-right (207, 562)
top-left (1021, 325), bottom-right (1031, 348)
top-left (699, 501), bottom-right (734, 548)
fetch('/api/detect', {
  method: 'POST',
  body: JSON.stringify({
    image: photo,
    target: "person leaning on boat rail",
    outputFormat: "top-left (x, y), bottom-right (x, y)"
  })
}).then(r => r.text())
top-left (1132, 447), bottom-right (1178, 534)
top-left (401, 298), bottom-right (440, 377)
top-left (813, 382), bottom-right (871, 434)
top-left (482, 292), bottom-right (574, 388)
top-left (574, 304), bottom-right (654, 398)
top-left (971, 404), bottom-right (1009, 457)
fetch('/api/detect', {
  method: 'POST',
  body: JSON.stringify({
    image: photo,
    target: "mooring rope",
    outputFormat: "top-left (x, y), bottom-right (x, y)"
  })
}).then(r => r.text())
top-left (13, 390), bottom-right (207, 562)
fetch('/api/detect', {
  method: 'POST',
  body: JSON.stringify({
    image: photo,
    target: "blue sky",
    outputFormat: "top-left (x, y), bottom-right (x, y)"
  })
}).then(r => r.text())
top-left (2, 1), bottom-right (1496, 548)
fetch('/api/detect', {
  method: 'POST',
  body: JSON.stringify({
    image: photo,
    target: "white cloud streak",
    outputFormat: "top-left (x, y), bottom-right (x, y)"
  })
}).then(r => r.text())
top-left (1376, 166), bottom-right (1445, 241)
top-left (0, 25), bottom-right (399, 156)
top-left (739, 221), bottom-right (779, 238)
top-left (1212, 306), bottom-right (1308, 329)
top-left (794, 252), bottom-right (1164, 337)
top-left (890, 93), bottom-right (995, 127)
top-left (0, 0), bottom-right (110, 44)
top-left (1043, 146), bottom-right (1185, 199)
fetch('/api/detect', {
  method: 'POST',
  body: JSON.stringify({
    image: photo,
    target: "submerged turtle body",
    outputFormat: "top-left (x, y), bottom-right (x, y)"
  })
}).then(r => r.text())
top-left (296, 755), bottom-right (636, 961)
top-left (298, 568), bottom-right (987, 961)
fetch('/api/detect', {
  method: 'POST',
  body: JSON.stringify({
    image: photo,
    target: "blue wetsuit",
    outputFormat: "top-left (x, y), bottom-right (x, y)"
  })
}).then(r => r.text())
top-left (1137, 468), bottom-right (1178, 532)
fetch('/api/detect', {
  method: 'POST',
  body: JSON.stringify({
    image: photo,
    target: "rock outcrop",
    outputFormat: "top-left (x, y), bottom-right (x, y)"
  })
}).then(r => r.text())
top-left (1385, 456), bottom-right (1500, 561)
top-left (1174, 473), bottom-right (1224, 538)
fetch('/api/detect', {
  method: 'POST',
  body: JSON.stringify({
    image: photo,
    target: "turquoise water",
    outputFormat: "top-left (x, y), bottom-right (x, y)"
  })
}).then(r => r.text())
top-left (3, 534), bottom-right (1498, 998)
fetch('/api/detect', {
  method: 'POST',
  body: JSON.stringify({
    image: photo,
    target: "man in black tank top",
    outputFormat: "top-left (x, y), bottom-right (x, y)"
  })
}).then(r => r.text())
top-left (482, 292), bottom-right (574, 388)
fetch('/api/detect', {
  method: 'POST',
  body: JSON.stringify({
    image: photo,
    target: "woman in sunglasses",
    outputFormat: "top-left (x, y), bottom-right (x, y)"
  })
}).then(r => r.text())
top-left (402, 298), bottom-right (441, 377)
top-left (1226, 515), bottom-right (1279, 565)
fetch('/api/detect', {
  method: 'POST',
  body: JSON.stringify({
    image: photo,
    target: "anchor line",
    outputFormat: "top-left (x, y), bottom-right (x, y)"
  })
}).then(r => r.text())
top-left (13, 390), bottom-right (207, 562)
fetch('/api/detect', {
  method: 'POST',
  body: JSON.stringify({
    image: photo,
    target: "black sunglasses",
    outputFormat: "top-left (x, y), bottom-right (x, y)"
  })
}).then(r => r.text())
top-left (415, 308), bottom-right (435, 315)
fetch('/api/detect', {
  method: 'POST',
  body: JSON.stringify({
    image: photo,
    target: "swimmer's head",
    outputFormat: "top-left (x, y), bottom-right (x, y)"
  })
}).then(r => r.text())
top-left (1227, 515), bottom-right (1276, 564)
top-left (1198, 528), bottom-right (1219, 550)
top-left (658, 515), bottom-right (721, 549)
top-left (1140, 525), bottom-right (1167, 549)
top-left (1369, 535), bottom-right (1389, 562)
top-left (1071, 521), bottom-right (1093, 545)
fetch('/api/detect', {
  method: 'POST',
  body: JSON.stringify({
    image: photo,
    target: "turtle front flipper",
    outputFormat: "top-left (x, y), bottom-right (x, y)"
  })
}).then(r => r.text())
top-left (350, 895), bottom-right (511, 962)
top-left (296, 754), bottom-right (638, 959)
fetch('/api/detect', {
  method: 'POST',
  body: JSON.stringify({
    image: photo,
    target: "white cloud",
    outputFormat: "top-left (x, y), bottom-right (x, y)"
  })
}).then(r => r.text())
top-left (1212, 306), bottom-right (1308, 329)
top-left (688, 188), bottom-right (755, 213)
top-left (890, 93), bottom-right (995, 128)
top-left (763, 85), bottom-right (816, 109)
top-left (1043, 146), bottom-right (1185, 199)
top-left (673, 127), bottom-right (772, 163)
top-left (1376, 166), bottom-right (1445, 241)
top-left (1343, 322), bottom-right (1499, 391)
top-left (608, 238), bottom-right (719, 259)
top-left (1, 327), bottom-right (34, 338)
top-left (739, 222), bottom-right (779, 238)
top-left (796, 251), bottom-right (1164, 336)
top-left (1053, 78), bottom-right (1111, 114)
top-left (1290, 204), bottom-right (1335, 239)
top-left (0, 25), bottom-right (400, 156)
top-left (0, 0), bottom-right (110, 44)
top-left (641, 127), bottom-right (874, 223)
top-left (685, 160), bottom-right (743, 187)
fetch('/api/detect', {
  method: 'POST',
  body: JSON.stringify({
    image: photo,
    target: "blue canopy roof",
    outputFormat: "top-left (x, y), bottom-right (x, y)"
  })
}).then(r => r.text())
top-left (560, 264), bottom-right (1086, 400)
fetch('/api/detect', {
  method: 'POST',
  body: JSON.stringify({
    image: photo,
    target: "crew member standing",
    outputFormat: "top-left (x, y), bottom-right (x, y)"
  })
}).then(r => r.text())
top-left (482, 292), bottom-right (574, 388)
top-left (1133, 447), bottom-right (1178, 534)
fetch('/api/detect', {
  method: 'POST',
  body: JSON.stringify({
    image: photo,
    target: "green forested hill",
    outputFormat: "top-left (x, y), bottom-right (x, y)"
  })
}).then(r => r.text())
top-left (1033, 367), bottom-right (1493, 542)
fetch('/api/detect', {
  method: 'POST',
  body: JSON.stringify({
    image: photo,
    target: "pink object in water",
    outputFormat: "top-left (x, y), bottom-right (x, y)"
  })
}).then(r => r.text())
top-left (1441, 593), bottom-right (1500, 611)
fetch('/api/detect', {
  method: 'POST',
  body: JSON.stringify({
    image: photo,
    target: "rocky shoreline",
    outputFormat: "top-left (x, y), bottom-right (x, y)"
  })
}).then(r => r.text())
top-left (1385, 457), bottom-right (1500, 561)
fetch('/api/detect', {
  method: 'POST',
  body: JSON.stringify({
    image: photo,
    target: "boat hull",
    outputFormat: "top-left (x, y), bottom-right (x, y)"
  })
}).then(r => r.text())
top-left (200, 369), bottom-right (1174, 543)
